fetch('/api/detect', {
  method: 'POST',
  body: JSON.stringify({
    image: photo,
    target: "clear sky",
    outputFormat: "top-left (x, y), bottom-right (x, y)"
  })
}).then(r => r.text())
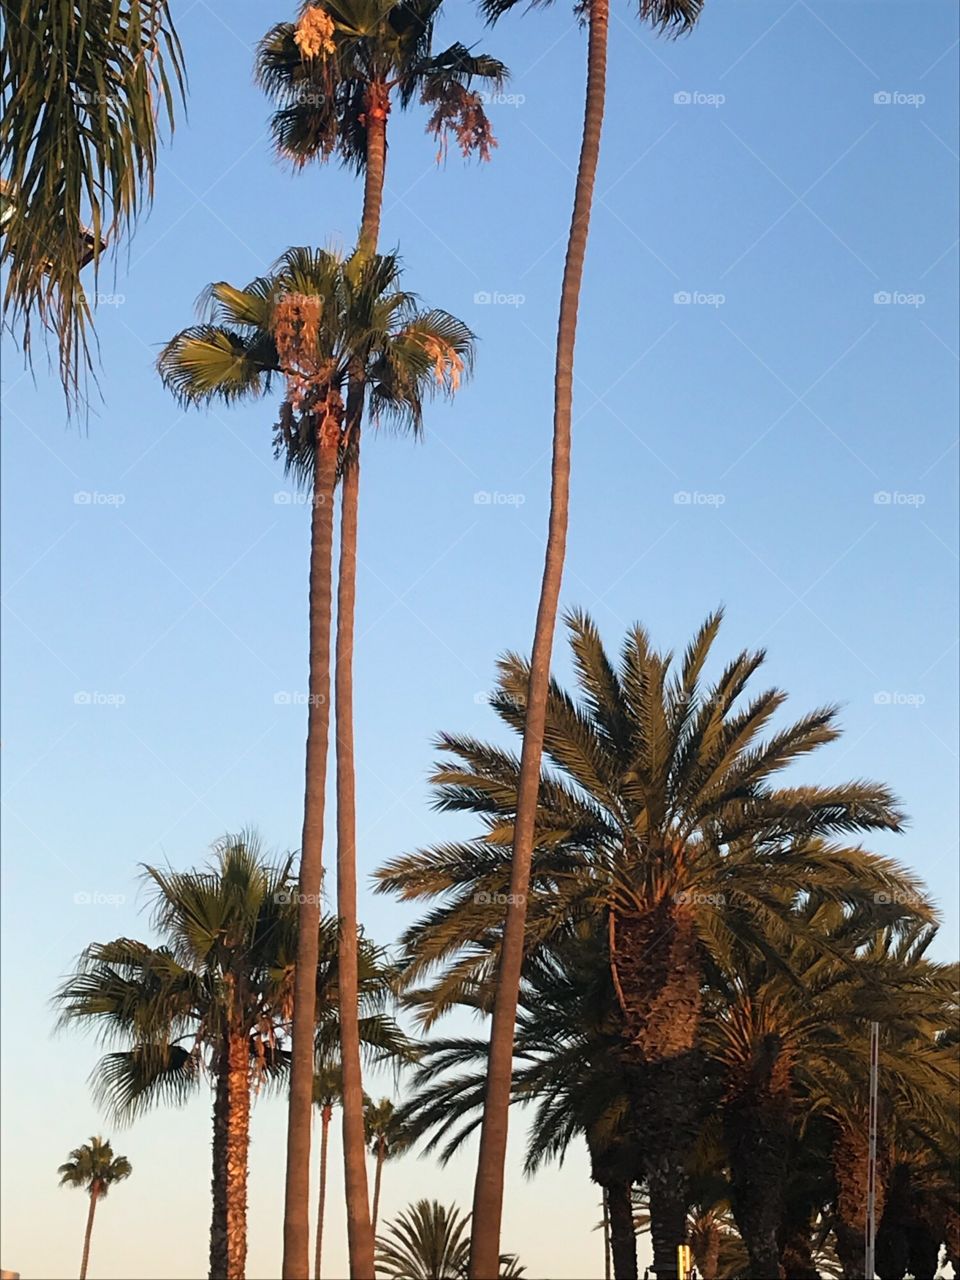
top-left (1, 2), bottom-right (957, 1277)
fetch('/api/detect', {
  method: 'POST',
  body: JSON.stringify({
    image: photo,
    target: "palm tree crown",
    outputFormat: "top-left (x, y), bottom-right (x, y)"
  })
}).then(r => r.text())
top-left (58, 1136), bottom-right (132, 1198)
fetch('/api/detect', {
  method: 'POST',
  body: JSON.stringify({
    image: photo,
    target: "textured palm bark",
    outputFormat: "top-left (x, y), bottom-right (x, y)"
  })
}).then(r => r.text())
top-left (725, 1036), bottom-right (791, 1280)
top-left (832, 1122), bottom-right (888, 1280)
top-left (224, 1030), bottom-right (252, 1280)
top-left (314, 1103), bottom-right (332, 1280)
top-left (79, 1184), bottom-right (99, 1280)
top-left (605, 1182), bottom-right (638, 1280)
top-left (467, 3), bottom-right (609, 1274)
top-left (358, 84), bottom-right (388, 255)
top-left (211, 1063), bottom-right (230, 1279)
top-left (335, 418), bottom-right (374, 1279)
top-left (282, 431), bottom-right (339, 1280)
top-left (371, 1137), bottom-right (385, 1232)
top-left (778, 1198), bottom-right (819, 1280)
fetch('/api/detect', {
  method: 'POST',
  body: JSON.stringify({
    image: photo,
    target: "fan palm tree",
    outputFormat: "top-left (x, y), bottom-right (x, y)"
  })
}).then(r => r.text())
top-left (364, 1097), bottom-right (413, 1231)
top-left (464, 0), bottom-right (704, 1265)
top-left (0, 0), bottom-right (185, 405)
top-left (377, 608), bottom-right (930, 1278)
top-left (375, 1199), bottom-right (524, 1279)
top-left (258, 23), bottom-right (501, 1272)
top-left (257, 0), bottom-right (506, 255)
top-left (55, 830), bottom-right (411, 1280)
top-left (313, 1065), bottom-right (343, 1280)
top-left (58, 1136), bottom-right (132, 1280)
top-left (158, 248), bottom-right (473, 1280)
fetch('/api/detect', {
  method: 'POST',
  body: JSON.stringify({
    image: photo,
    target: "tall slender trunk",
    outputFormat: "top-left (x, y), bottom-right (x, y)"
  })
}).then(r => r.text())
top-left (371, 1138), bottom-right (385, 1233)
top-left (79, 1184), bottom-right (99, 1280)
top-left (282, 427), bottom-right (340, 1280)
top-left (335, 410), bottom-right (374, 1279)
top-left (211, 1059), bottom-right (230, 1279)
top-left (314, 1103), bottom-right (332, 1280)
top-left (358, 83), bottom-right (388, 255)
top-left (602, 1189), bottom-right (612, 1280)
top-left (223, 1030), bottom-right (252, 1280)
top-left (467, 2), bottom-right (609, 1273)
top-left (606, 1182), bottom-right (638, 1280)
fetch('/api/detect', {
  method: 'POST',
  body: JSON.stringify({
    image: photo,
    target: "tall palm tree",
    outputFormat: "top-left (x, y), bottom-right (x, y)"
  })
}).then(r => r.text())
top-left (0, 0), bottom-right (185, 404)
top-left (258, 27), bottom-right (502, 1272)
top-left (58, 1136), bottom-right (132, 1280)
top-left (158, 249), bottom-right (473, 1280)
top-left (55, 831), bottom-right (410, 1280)
top-left (313, 1065), bottom-right (343, 1280)
top-left (377, 609), bottom-right (930, 1278)
top-left (375, 1200), bottom-right (524, 1279)
top-left (364, 1097), bottom-right (412, 1230)
top-left (463, 0), bottom-right (702, 1270)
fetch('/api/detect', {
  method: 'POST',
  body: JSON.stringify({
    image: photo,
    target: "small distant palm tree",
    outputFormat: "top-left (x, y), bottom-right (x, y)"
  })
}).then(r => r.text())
top-left (313, 1064), bottom-right (343, 1280)
top-left (58, 1136), bottom-right (132, 1280)
top-left (375, 1199), bottom-right (523, 1278)
top-left (364, 1097), bottom-right (413, 1230)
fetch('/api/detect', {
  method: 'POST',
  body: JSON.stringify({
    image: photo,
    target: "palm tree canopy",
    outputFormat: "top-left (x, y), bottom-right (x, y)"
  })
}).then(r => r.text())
top-left (157, 248), bottom-right (475, 486)
top-left (256, 0), bottom-right (508, 169)
top-left (375, 1199), bottom-right (523, 1278)
top-left (479, 0), bottom-right (703, 34)
top-left (54, 830), bottom-right (413, 1119)
top-left (0, 0), bottom-right (186, 405)
top-left (377, 609), bottom-right (930, 1010)
top-left (58, 1136), bottom-right (132, 1198)
top-left (364, 1096), bottom-right (414, 1160)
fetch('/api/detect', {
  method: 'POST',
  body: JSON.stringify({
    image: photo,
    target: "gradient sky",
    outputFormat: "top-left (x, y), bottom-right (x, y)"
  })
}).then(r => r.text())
top-left (2, 1), bottom-right (958, 1277)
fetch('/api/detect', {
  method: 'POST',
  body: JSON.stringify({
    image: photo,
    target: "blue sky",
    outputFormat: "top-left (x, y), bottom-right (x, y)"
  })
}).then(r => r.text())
top-left (2, 1), bottom-right (958, 1277)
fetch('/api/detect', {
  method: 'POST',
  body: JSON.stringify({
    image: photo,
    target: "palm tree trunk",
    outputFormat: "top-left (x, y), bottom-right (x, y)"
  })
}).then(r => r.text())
top-left (606, 1182), bottom-right (638, 1280)
top-left (282, 429), bottom-right (340, 1280)
top-left (314, 1104), bottom-right (332, 1280)
top-left (79, 1185), bottom-right (99, 1280)
top-left (648, 1151), bottom-right (689, 1280)
top-left (224, 1030), bottom-right (252, 1280)
top-left (211, 1063), bottom-right (230, 1279)
top-left (371, 1138), bottom-right (385, 1232)
top-left (726, 1088), bottom-right (790, 1280)
top-left (833, 1121), bottom-right (888, 1280)
top-left (467, 1), bottom-right (609, 1273)
top-left (335, 414), bottom-right (375, 1279)
top-left (358, 83), bottom-right (389, 255)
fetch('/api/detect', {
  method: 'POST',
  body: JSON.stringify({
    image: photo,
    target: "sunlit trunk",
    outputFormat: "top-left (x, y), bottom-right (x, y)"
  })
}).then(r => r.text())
top-left (314, 1103), bottom-right (332, 1280)
top-left (467, 2), bottom-right (610, 1273)
top-left (78, 1184), bottom-right (99, 1280)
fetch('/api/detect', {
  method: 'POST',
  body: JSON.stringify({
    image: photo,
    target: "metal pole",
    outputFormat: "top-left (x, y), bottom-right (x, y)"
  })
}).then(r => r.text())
top-left (602, 1190), bottom-right (611, 1280)
top-left (865, 1020), bottom-right (880, 1280)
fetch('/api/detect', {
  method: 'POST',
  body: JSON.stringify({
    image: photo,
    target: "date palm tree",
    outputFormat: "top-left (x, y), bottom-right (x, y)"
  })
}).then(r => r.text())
top-left (0, 0), bottom-right (185, 405)
top-left (364, 1097), bottom-right (413, 1231)
top-left (55, 831), bottom-right (410, 1280)
top-left (58, 1136), bottom-right (132, 1280)
top-left (158, 248), bottom-right (473, 1280)
top-left (463, 0), bottom-right (703, 1270)
top-left (258, 27), bottom-right (502, 1271)
top-left (375, 1199), bottom-right (524, 1279)
top-left (378, 608), bottom-right (929, 1278)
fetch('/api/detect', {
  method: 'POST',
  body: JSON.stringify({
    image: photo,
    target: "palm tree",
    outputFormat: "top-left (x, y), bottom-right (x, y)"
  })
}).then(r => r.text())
top-left (55, 831), bottom-right (410, 1280)
top-left (364, 1098), bottom-right (412, 1231)
top-left (58, 1136), bottom-right (132, 1280)
top-left (377, 609), bottom-right (930, 1278)
top-left (313, 1065), bottom-right (343, 1280)
top-left (256, 0), bottom-right (507, 254)
top-left (258, 27), bottom-right (502, 1271)
top-left (0, 0), bottom-right (185, 404)
top-left (375, 1200), bottom-right (523, 1279)
top-left (158, 249), bottom-right (473, 1280)
top-left (463, 0), bottom-right (703, 1269)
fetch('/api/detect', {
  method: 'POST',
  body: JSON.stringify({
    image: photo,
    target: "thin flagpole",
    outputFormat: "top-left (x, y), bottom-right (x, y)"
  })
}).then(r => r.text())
top-left (865, 1020), bottom-right (880, 1280)
top-left (602, 1190), bottom-right (611, 1280)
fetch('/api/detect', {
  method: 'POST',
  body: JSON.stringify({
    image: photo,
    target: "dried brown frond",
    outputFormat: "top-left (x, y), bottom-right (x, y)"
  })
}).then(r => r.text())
top-left (424, 86), bottom-right (498, 164)
top-left (294, 6), bottom-right (337, 59)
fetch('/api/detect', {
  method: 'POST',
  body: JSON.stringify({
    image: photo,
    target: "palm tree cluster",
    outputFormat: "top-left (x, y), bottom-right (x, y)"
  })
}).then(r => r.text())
top-left (6, 2), bottom-right (957, 1280)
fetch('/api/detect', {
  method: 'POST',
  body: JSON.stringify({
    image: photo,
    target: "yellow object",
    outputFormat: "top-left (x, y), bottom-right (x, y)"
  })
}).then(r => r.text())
top-left (677, 1243), bottom-right (693, 1279)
